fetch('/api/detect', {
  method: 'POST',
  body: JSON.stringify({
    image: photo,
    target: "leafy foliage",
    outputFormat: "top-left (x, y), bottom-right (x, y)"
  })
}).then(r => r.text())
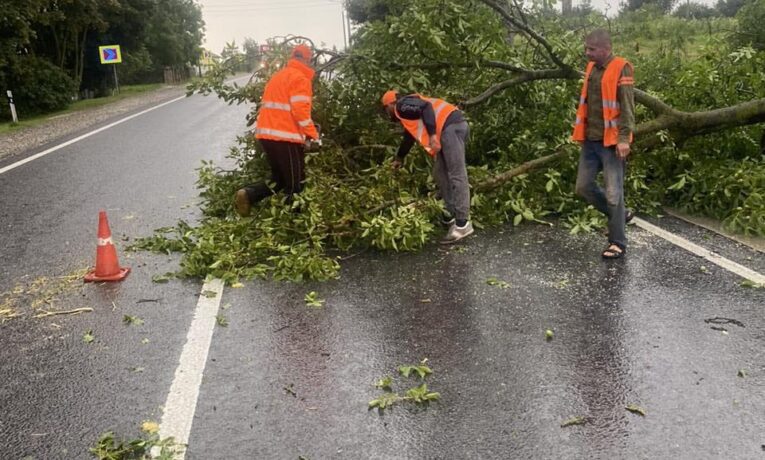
top-left (131, 0), bottom-right (765, 283)
top-left (90, 430), bottom-right (181, 460)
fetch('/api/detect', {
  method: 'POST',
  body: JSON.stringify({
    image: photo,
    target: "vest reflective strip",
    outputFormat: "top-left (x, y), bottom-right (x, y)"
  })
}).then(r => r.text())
top-left (605, 119), bottom-right (620, 128)
top-left (298, 119), bottom-right (312, 127)
top-left (575, 117), bottom-right (584, 125)
top-left (290, 95), bottom-right (310, 103)
top-left (603, 100), bottom-right (620, 109)
top-left (262, 101), bottom-right (291, 111)
top-left (580, 96), bottom-right (587, 104)
top-left (255, 127), bottom-right (303, 141)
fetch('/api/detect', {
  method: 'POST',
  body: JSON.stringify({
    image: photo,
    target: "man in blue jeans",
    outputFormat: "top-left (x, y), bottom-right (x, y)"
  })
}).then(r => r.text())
top-left (572, 29), bottom-right (635, 259)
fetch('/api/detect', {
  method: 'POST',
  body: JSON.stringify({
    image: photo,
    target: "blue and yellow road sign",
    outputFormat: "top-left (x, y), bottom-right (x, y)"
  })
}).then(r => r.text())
top-left (99, 45), bottom-right (122, 64)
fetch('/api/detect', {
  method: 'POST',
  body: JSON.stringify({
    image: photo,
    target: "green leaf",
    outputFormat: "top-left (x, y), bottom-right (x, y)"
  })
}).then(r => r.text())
top-left (368, 392), bottom-right (400, 410)
top-left (398, 364), bottom-right (432, 380)
top-left (83, 330), bottom-right (95, 344)
top-left (201, 290), bottom-right (218, 298)
top-left (374, 376), bottom-right (393, 391)
top-left (740, 279), bottom-right (763, 289)
top-left (152, 273), bottom-right (171, 283)
top-left (486, 277), bottom-right (510, 289)
top-left (513, 214), bottom-right (523, 226)
top-left (304, 291), bottom-right (325, 308)
top-left (561, 416), bottom-right (588, 427)
top-left (626, 404), bottom-right (646, 416)
top-left (216, 315), bottom-right (228, 327)
top-left (123, 315), bottom-right (144, 326)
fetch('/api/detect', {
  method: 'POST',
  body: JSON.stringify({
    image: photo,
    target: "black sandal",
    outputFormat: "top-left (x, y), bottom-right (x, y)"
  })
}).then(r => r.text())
top-left (602, 243), bottom-right (626, 259)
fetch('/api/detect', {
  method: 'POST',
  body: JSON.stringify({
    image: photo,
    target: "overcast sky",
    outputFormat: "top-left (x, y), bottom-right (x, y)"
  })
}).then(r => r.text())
top-left (198, 0), bottom-right (348, 54)
top-left (197, 0), bottom-right (712, 55)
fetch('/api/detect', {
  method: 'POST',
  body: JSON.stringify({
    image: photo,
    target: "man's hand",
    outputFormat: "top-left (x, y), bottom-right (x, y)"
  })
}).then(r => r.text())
top-left (616, 142), bottom-right (631, 159)
top-left (391, 157), bottom-right (403, 170)
top-left (429, 135), bottom-right (441, 155)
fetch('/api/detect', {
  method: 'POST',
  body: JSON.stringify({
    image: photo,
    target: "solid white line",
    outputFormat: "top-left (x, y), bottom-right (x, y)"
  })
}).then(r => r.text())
top-left (0, 95), bottom-right (186, 176)
top-left (155, 278), bottom-right (224, 458)
top-left (634, 217), bottom-right (765, 284)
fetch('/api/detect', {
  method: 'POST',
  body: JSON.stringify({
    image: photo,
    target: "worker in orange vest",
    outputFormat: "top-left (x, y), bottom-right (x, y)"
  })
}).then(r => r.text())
top-left (235, 44), bottom-right (320, 216)
top-left (572, 29), bottom-right (635, 259)
top-left (381, 91), bottom-right (473, 244)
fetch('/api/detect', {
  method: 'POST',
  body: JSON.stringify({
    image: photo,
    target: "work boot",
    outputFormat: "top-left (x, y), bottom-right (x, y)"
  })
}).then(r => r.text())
top-left (440, 221), bottom-right (474, 244)
top-left (234, 189), bottom-right (251, 217)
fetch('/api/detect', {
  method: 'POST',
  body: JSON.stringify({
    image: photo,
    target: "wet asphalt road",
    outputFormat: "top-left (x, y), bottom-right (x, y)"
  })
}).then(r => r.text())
top-left (190, 223), bottom-right (764, 459)
top-left (0, 85), bottom-right (250, 458)
top-left (1, 89), bottom-right (764, 459)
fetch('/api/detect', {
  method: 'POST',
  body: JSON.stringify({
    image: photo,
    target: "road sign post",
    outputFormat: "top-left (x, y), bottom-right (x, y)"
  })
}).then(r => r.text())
top-left (7, 90), bottom-right (18, 123)
top-left (98, 45), bottom-right (122, 94)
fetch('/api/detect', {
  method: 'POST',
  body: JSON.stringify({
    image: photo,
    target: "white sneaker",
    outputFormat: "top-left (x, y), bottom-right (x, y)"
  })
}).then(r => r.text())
top-left (440, 221), bottom-right (474, 244)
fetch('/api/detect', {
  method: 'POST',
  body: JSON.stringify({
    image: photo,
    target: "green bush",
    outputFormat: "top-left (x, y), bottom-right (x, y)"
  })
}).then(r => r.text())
top-left (735, 0), bottom-right (765, 50)
top-left (0, 55), bottom-right (77, 120)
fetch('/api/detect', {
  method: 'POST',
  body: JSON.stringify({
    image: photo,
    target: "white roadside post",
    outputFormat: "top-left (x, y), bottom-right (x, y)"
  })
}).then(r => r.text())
top-left (7, 90), bottom-right (18, 123)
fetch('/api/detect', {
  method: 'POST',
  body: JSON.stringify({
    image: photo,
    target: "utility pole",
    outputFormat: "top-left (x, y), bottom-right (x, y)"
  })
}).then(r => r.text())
top-left (341, 8), bottom-right (348, 49)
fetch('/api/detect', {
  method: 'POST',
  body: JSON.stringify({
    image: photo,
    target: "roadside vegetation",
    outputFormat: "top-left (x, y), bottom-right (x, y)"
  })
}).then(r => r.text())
top-left (0, 83), bottom-right (164, 134)
top-left (1, 1), bottom-right (204, 121)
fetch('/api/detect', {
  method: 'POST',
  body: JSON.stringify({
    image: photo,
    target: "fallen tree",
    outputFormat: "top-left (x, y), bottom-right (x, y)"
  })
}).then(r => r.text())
top-left (134, 0), bottom-right (764, 283)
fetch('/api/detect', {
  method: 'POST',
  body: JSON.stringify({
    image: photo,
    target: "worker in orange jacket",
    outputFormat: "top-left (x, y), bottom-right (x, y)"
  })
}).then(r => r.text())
top-left (382, 91), bottom-right (473, 244)
top-left (572, 29), bottom-right (635, 259)
top-left (235, 44), bottom-right (320, 216)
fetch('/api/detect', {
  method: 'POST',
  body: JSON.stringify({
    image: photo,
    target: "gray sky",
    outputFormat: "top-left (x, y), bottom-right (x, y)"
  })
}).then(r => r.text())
top-left (198, 0), bottom-right (716, 55)
top-left (198, 0), bottom-right (348, 55)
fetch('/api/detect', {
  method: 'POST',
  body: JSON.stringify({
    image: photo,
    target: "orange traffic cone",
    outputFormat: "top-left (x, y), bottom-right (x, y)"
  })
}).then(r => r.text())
top-left (84, 210), bottom-right (130, 282)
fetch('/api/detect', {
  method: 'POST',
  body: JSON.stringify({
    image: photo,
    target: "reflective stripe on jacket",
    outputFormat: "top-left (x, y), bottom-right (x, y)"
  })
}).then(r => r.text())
top-left (255, 59), bottom-right (319, 144)
top-left (395, 95), bottom-right (457, 157)
top-left (572, 57), bottom-right (633, 147)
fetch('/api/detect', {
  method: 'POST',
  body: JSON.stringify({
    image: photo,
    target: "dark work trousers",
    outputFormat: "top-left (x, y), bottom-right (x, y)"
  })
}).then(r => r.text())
top-left (244, 139), bottom-right (306, 204)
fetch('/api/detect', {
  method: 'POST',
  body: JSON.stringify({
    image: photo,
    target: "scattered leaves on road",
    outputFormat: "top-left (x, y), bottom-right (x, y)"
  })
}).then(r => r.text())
top-left (374, 376), bottom-right (393, 391)
top-left (215, 315), bottom-right (228, 327)
top-left (123, 315), bottom-right (144, 326)
top-left (151, 273), bottom-right (174, 283)
top-left (201, 290), bottom-right (218, 299)
top-left (738, 369), bottom-right (747, 378)
top-left (626, 404), bottom-right (646, 416)
top-left (545, 329), bottom-right (554, 340)
top-left (561, 416), bottom-right (588, 427)
top-left (140, 421), bottom-right (159, 434)
top-left (304, 291), bottom-right (325, 308)
top-left (486, 277), bottom-right (510, 288)
top-left (83, 330), bottom-right (95, 344)
top-left (740, 279), bottom-right (763, 289)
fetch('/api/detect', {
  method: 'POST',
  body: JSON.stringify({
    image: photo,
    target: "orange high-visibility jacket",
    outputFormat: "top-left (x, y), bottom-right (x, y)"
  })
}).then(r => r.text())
top-left (572, 57), bottom-right (634, 146)
top-left (395, 95), bottom-right (458, 157)
top-left (255, 58), bottom-right (319, 144)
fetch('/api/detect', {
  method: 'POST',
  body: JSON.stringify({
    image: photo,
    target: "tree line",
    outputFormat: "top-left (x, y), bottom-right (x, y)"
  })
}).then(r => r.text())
top-left (1, 0), bottom-right (205, 120)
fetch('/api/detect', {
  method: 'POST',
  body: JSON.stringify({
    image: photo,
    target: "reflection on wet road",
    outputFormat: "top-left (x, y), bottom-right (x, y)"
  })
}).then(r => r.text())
top-left (189, 221), bottom-right (765, 459)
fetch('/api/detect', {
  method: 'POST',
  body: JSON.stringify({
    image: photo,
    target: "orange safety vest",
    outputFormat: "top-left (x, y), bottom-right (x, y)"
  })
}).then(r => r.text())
top-left (395, 95), bottom-right (458, 157)
top-left (572, 57), bottom-right (634, 147)
top-left (255, 58), bottom-right (319, 144)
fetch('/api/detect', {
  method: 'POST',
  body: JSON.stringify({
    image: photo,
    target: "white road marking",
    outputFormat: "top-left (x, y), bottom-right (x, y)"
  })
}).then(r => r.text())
top-left (634, 217), bottom-right (765, 284)
top-left (155, 278), bottom-right (224, 459)
top-left (0, 95), bottom-right (186, 176)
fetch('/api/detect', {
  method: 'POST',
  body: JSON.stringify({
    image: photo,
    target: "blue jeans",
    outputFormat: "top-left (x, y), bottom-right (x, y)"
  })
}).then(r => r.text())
top-left (575, 140), bottom-right (626, 249)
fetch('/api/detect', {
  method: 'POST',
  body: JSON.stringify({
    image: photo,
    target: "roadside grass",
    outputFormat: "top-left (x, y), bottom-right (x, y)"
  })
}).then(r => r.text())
top-left (0, 83), bottom-right (169, 135)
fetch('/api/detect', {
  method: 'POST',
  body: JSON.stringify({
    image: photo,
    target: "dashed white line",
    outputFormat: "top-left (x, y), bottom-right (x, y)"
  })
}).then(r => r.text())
top-left (155, 278), bottom-right (224, 459)
top-left (0, 95), bottom-right (186, 176)
top-left (634, 217), bottom-right (765, 285)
